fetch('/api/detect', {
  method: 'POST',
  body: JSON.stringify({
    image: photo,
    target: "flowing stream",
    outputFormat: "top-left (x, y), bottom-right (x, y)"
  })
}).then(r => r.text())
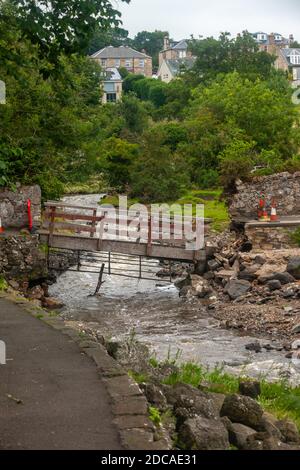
top-left (50, 194), bottom-right (300, 384)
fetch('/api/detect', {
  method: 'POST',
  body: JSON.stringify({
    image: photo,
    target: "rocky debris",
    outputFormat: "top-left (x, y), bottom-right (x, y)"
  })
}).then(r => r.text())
top-left (178, 416), bottom-right (230, 450)
top-left (287, 257), bottom-right (300, 280)
top-left (292, 324), bottom-right (300, 334)
top-left (220, 394), bottom-right (263, 429)
top-left (245, 342), bottom-right (262, 353)
top-left (41, 297), bottom-right (64, 310)
top-left (239, 380), bottom-right (261, 399)
top-left (225, 279), bottom-right (251, 300)
top-left (267, 280), bottom-right (282, 292)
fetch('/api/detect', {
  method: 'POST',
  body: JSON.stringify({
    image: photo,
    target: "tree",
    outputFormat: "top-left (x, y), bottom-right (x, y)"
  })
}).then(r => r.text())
top-left (119, 94), bottom-right (149, 135)
top-left (98, 137), bottom-right (139, 191)
top-left (0, 9), bottom-right (109, 198)
top-left (189, 31), bottom-right (275, 84)
top-left (88, 25), bottom-right (129, 55)
top-left (188, 72), bottom-right (298, 158)
top-left (130, 130), bottom-right (189, 203)
top-left (10, 0), bottom-right (130, 59)
top-left (130, 30), bottom-right (169, 69)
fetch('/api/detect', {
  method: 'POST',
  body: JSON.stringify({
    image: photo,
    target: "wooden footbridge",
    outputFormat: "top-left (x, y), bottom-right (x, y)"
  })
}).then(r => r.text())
top-left (39, 201), bottom-right (206, 284)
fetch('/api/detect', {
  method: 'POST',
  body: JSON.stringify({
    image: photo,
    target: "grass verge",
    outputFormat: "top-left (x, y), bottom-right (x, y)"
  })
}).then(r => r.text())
top-left (101, 189), bottom-right (229, 233)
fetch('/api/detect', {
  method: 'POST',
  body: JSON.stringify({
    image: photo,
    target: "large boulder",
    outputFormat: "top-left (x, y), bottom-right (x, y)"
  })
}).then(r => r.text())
top-left (178, 416), bottom-right (230, 450)
top-left (228, 422), bottom-right (257, 449)
top-left (220, 394), bottom-right (263, 429)
top-left (164, 384), bottom-right (218, 424)
top-left (224, 279), bottom-right (251, 300)
top-left (276, 419), bottom-right (300, 444)
top-left (287, 257), bottom-right (300, 280)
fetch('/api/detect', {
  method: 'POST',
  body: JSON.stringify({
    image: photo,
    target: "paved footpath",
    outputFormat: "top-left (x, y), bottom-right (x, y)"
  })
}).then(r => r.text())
top-left (0, 298), bottom-right (122, 450)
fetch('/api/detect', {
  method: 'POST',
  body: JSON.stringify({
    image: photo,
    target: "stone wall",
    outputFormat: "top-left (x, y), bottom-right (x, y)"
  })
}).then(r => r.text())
top-left (229, 172), bottom-right (300, 221)
top-left (0, 185), bottom-right (41, 229)
top-left (245, 225), bottom-right (299, 251)
top-left (0, 233), bottom-right (47, 282)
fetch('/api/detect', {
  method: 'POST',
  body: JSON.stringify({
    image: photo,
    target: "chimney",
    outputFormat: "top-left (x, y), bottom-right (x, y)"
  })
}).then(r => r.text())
top-left (163, 35), bottom-right (170, 50)
top-left (289, 34), bottom-right (294, 44)
top-left (269, 33), bottom-right (275, 45)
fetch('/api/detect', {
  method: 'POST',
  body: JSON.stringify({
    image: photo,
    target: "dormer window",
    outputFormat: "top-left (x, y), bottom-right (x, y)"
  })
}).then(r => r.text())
top-left (257, 33), bottom-right (267, 41)
top-left (290, 52), bottom-right (300, 65)
top-left (275, 34), bottom-right (282, 41)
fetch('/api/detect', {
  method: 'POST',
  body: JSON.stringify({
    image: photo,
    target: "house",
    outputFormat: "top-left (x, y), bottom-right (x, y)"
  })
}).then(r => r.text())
top-left (91, 46), bottom-right (152, 77)
top-left (101, 68), bottom-right (122, 104)
top-left (278, 49), bottom-right (300, 86)
top-left (251, 32), bottom-right (292, 53)
top-left (249, 32), bottom-right (300, 85)
top-left (159, 36), bottom-right (193, 67)
top-left (158, 57), bottom-right (196, 83)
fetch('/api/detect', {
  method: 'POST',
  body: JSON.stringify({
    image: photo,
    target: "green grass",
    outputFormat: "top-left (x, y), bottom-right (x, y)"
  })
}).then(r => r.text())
top-left (0, 275), bottom-right (8, 292)
top-left (149, 406), bottom-right (162, 427)
top-left (162, 361), bottom-right (300, 431)
top-left (64, 175), bottom-right (108, 195)
top-left (128, 370), bottom-right (149, 384)
top-left (290, 228), bottom-right (300, 247)
top-left (100, 189), bottom-right (229, 233)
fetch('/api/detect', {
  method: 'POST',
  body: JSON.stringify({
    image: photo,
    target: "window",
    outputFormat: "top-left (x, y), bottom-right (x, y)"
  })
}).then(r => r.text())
top-left (290, 53), bottom-right (300, 65)
top-left (139, 60), bottom-right (145, 68)
top-left (257, 33), bottom-right (267, 41)
top-left (106, 93), bottom-right (117, 103)
top-left (179, 50), bottom-right (186, 58)
top-left (275, 35), bottom-right (282, 41)
top-left (125, 59), bottom-right (132, 68)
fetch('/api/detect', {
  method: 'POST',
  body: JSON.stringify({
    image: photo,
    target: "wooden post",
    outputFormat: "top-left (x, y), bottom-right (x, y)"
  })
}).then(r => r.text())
top-left (147, 216), bottom-right (152, 257)
top-left (108, 252), bottom-right (111, 275)
top-left (91, 263), bottom-right (105, 296)
top-left (90, 209), bottom-right (97, 238)
top-left (49, 206), bottom-right (56, 246)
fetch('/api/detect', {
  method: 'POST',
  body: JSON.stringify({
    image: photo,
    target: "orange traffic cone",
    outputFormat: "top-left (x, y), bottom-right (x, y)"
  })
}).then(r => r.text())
top-left (0, 217), bottom-right (4, 233)
top-left (270, 199), bottom-right (278, 222)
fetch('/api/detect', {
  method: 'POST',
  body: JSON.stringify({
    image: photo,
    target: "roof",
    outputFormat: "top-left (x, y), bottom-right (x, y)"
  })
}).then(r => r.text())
top-left (91, 46), bottom-right (151, 60)
top-left (164, 57), bottom-right (196, 77)
top-left (171, 40), bottom-right (189, 50)
top-left (280, 48), bottom-right (300, 66)
top-left (251, 32), bottom-right (290, 46)
top-left (102, 68), bottom-right (122, 82)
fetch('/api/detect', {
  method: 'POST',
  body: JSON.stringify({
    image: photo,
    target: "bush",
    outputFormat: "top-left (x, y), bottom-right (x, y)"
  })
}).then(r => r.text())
top-left (130, 134), bottom-right (189, 203)
top-left (219, 139), bottom-right (255, 189)
top-left (194, 168), bottom-right (219, 189)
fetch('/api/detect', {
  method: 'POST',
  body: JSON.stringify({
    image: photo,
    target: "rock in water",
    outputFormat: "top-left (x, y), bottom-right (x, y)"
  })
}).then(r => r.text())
top-left (178, 416), bottom-right (230, 450)
top-left (220, 394), bottom-right (263, 429)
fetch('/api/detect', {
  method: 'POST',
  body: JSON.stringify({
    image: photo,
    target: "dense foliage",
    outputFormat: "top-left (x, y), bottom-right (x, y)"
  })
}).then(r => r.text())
top-left (1, 1), bottom-right (300, 202)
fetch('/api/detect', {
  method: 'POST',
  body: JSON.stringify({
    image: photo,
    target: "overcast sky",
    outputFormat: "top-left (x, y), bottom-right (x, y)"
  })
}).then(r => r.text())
top-left (117, 0), bottom-right (299, 40)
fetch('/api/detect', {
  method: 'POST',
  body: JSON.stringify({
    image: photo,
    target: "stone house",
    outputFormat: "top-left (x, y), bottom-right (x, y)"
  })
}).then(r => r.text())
top-left (158, 37), bottom-right (193, 68)
top-left (91, 45), bottom-right (153, 78)
top-left (158, 36), bottom-right (195, 82)
top-left (101, 68), bottom-right (123, 104)
top-left (249, 32), bottom-right (300, 86)
top-left (277, 49), bottom-right (300, 86)
top-left (158, 57), bottom-right (196, 83)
